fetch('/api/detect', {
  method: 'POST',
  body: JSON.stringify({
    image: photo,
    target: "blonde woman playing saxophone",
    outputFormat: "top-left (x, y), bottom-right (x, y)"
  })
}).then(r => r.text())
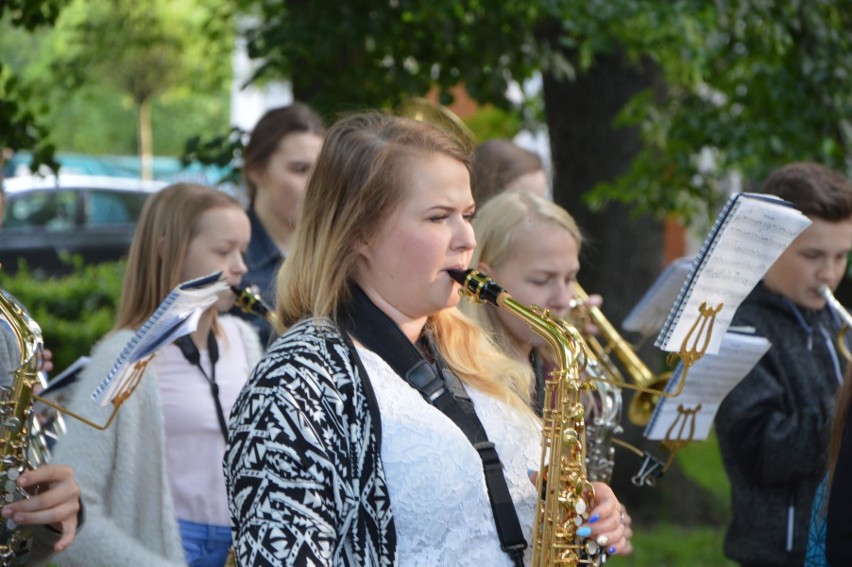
top-left (462, 189), bottom-right (634, 553)
top-left (49, 184), bottom-right (262, 567)
top-left (225, 112), bottom-right (629, 566)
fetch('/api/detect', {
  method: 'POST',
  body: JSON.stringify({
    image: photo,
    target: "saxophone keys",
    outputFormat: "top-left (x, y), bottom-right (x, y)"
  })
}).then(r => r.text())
top-left (585, 539), bottom-right (600, 556)
top-left (2, 418), bottom-right (21, 433)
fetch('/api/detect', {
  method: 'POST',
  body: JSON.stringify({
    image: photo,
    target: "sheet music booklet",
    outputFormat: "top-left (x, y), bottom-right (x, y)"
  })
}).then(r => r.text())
top-left (41, 355), bottom-right (91, 397)
top-left (654, 192), bottom-right (811, 355)
top-left (622, 256), bottom-right (693, 338)
top-left (645, 327), bottom-right (770, 441)
top-left (91, 271), bottom-right (227, 406)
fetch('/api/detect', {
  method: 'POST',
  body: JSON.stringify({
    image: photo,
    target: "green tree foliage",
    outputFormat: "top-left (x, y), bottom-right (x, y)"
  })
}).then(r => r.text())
top-left (50, 0), bottom-right (233, 177)
top-left (0, 0), bottom-right (67, 30)
top-left (227, 0), bottom-right (852, 220)
top-left (601, 0), bottom-right (852, 218)
top-left (0, 0), bottom-right (67, 174)
top-left (0, 259), bottom-right (124, 374)
top-left (1, 0), bottom-right (233, 170)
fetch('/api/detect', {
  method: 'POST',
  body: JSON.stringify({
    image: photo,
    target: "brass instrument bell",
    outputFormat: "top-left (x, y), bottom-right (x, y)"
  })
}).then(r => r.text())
top-left (570, 283), bottom-right (671, 425)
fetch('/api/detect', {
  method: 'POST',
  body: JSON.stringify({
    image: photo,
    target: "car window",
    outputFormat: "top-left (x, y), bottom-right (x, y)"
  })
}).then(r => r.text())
top-left (85, 190), bottom-right (149, 226)
top-left (3, 190), bottom-right (78, 232)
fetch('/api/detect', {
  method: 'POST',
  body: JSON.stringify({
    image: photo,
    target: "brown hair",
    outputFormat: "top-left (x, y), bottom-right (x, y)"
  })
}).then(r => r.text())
top-left (277, 112), bottom-right (533, 406)
top-left (471, 139), bottom-right (545, 206)
top-left (115, 183), bottom-right (243, 331)
top-left (243, 102), bottom-right (326, 203)
top-left (762, 162), bottom-right (852, 221)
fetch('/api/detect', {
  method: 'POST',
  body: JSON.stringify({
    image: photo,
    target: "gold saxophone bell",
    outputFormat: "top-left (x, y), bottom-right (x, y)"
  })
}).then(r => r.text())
top-left (569, 283), bottom-right (671, 426)
top-left (819, 284), bottom-right (852, 362)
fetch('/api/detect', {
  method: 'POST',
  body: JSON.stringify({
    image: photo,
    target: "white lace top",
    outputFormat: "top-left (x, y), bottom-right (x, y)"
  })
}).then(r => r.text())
top-left (357, 346), bottom-right (541, 566)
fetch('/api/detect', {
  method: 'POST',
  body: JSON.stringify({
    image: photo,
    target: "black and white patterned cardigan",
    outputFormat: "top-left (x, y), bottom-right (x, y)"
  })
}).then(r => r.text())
top-left (224, 317), bottom-right (397, 566)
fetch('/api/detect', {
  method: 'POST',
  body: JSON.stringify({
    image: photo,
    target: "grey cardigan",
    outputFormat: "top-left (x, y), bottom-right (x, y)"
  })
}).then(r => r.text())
top-left (50, 315), bottom-right (262, 566)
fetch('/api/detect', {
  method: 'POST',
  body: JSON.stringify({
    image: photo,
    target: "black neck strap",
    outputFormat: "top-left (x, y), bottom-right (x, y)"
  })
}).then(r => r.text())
top-left (174, 330), bottom-right (228, 441)
top-left (339, 285), bottom-right (527, 565)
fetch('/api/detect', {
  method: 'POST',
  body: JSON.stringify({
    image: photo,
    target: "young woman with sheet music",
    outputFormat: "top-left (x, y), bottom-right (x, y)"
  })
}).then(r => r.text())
top-left (49, 183), bottom-right (262, 567)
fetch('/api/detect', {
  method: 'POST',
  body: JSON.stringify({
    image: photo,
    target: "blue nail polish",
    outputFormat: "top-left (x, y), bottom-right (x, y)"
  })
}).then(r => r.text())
top-left (576, 526), bottom-right (592, 538)
top-left (608, 546), bottom-right (616, 554)
top-left (588, 514), bottom-right (599, 524)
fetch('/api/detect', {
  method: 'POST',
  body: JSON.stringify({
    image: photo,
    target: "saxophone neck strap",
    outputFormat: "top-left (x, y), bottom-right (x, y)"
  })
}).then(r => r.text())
top-left (174, 330), bottom-right (228, 442)
top-left (339, 284), bottom-right (527, 564)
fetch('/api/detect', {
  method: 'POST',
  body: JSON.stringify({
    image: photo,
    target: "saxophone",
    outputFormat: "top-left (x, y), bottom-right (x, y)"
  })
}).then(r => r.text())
top-left (450, 269), bottom-right (607, 567)
top-left (0, 291), bottom-right (46, 565)
top-left (231, 284), bottom-right (277, 327)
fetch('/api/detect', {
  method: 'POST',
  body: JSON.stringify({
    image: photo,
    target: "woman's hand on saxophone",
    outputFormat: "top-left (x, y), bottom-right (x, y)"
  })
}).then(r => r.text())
top-left (38, 347), bottom-right (54, 374)
top-left (578, 482), bottom-right (634, 556)
top-left (1, 463), bottom-right (81, 552)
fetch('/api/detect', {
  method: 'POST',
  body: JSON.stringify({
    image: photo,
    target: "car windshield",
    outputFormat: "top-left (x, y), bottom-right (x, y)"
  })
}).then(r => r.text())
top-left (3, 189), bottom-right (78, 231)
top-left (85, 189), bottom-right (148, 226)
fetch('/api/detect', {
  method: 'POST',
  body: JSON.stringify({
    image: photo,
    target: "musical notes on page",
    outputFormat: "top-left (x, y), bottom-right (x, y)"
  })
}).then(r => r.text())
top-left (623, 257), bottom-right (693, 338)
top-left (645, 329), bottom-right (771, 441)
top-left (655, 192), bottom-right (811, 355)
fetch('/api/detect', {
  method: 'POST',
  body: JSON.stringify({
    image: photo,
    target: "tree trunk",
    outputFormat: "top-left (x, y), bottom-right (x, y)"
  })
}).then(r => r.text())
top-left (137, 98), bottom-right (153, 181)
top-left (543, 52), bottom-right (725, 525)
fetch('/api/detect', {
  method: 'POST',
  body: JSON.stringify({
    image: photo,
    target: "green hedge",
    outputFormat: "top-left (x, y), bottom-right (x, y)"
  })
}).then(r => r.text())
top-left (0, 259), bottom-right (125, 375)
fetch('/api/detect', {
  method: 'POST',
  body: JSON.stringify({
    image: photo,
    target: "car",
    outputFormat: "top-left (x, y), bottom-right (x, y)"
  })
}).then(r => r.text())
top-left (0, 174), bottom-right (168, 276)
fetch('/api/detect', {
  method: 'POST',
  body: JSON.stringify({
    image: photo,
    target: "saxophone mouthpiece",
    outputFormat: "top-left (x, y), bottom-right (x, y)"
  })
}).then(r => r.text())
top-left (447, 268), bottom-right (470, 285)
top-left (231, 284), bottom-right (276, 324)
top-left (448, 268), bottom-right (505, 306)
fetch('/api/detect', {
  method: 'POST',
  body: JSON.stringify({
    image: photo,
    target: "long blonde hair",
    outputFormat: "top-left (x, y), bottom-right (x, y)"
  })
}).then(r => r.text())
top-left (115, 183), bottom-right (243, 331)
top-left (277, 112), bottom-right (532, 406)
top-left (464, 191), bottom-right (583, 357)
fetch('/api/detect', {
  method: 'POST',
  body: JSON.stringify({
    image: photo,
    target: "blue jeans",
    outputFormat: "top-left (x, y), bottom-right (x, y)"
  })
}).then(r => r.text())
top-left (178, 519), bottom-right (232, 567)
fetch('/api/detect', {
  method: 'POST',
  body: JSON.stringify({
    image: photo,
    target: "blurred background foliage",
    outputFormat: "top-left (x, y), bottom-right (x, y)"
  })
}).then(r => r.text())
top-left (0, 258), bottom-right (123, 374)
top-left (0, 0), bottom-right (232, 167)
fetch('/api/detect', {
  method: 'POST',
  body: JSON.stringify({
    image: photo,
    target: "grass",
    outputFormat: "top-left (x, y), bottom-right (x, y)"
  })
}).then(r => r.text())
top-left (613, 431), bottom-right (736, 566)
top-left (675, 431), bottom-right (731, 503)
top-left (614, 524), bottom-right (736, 566)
